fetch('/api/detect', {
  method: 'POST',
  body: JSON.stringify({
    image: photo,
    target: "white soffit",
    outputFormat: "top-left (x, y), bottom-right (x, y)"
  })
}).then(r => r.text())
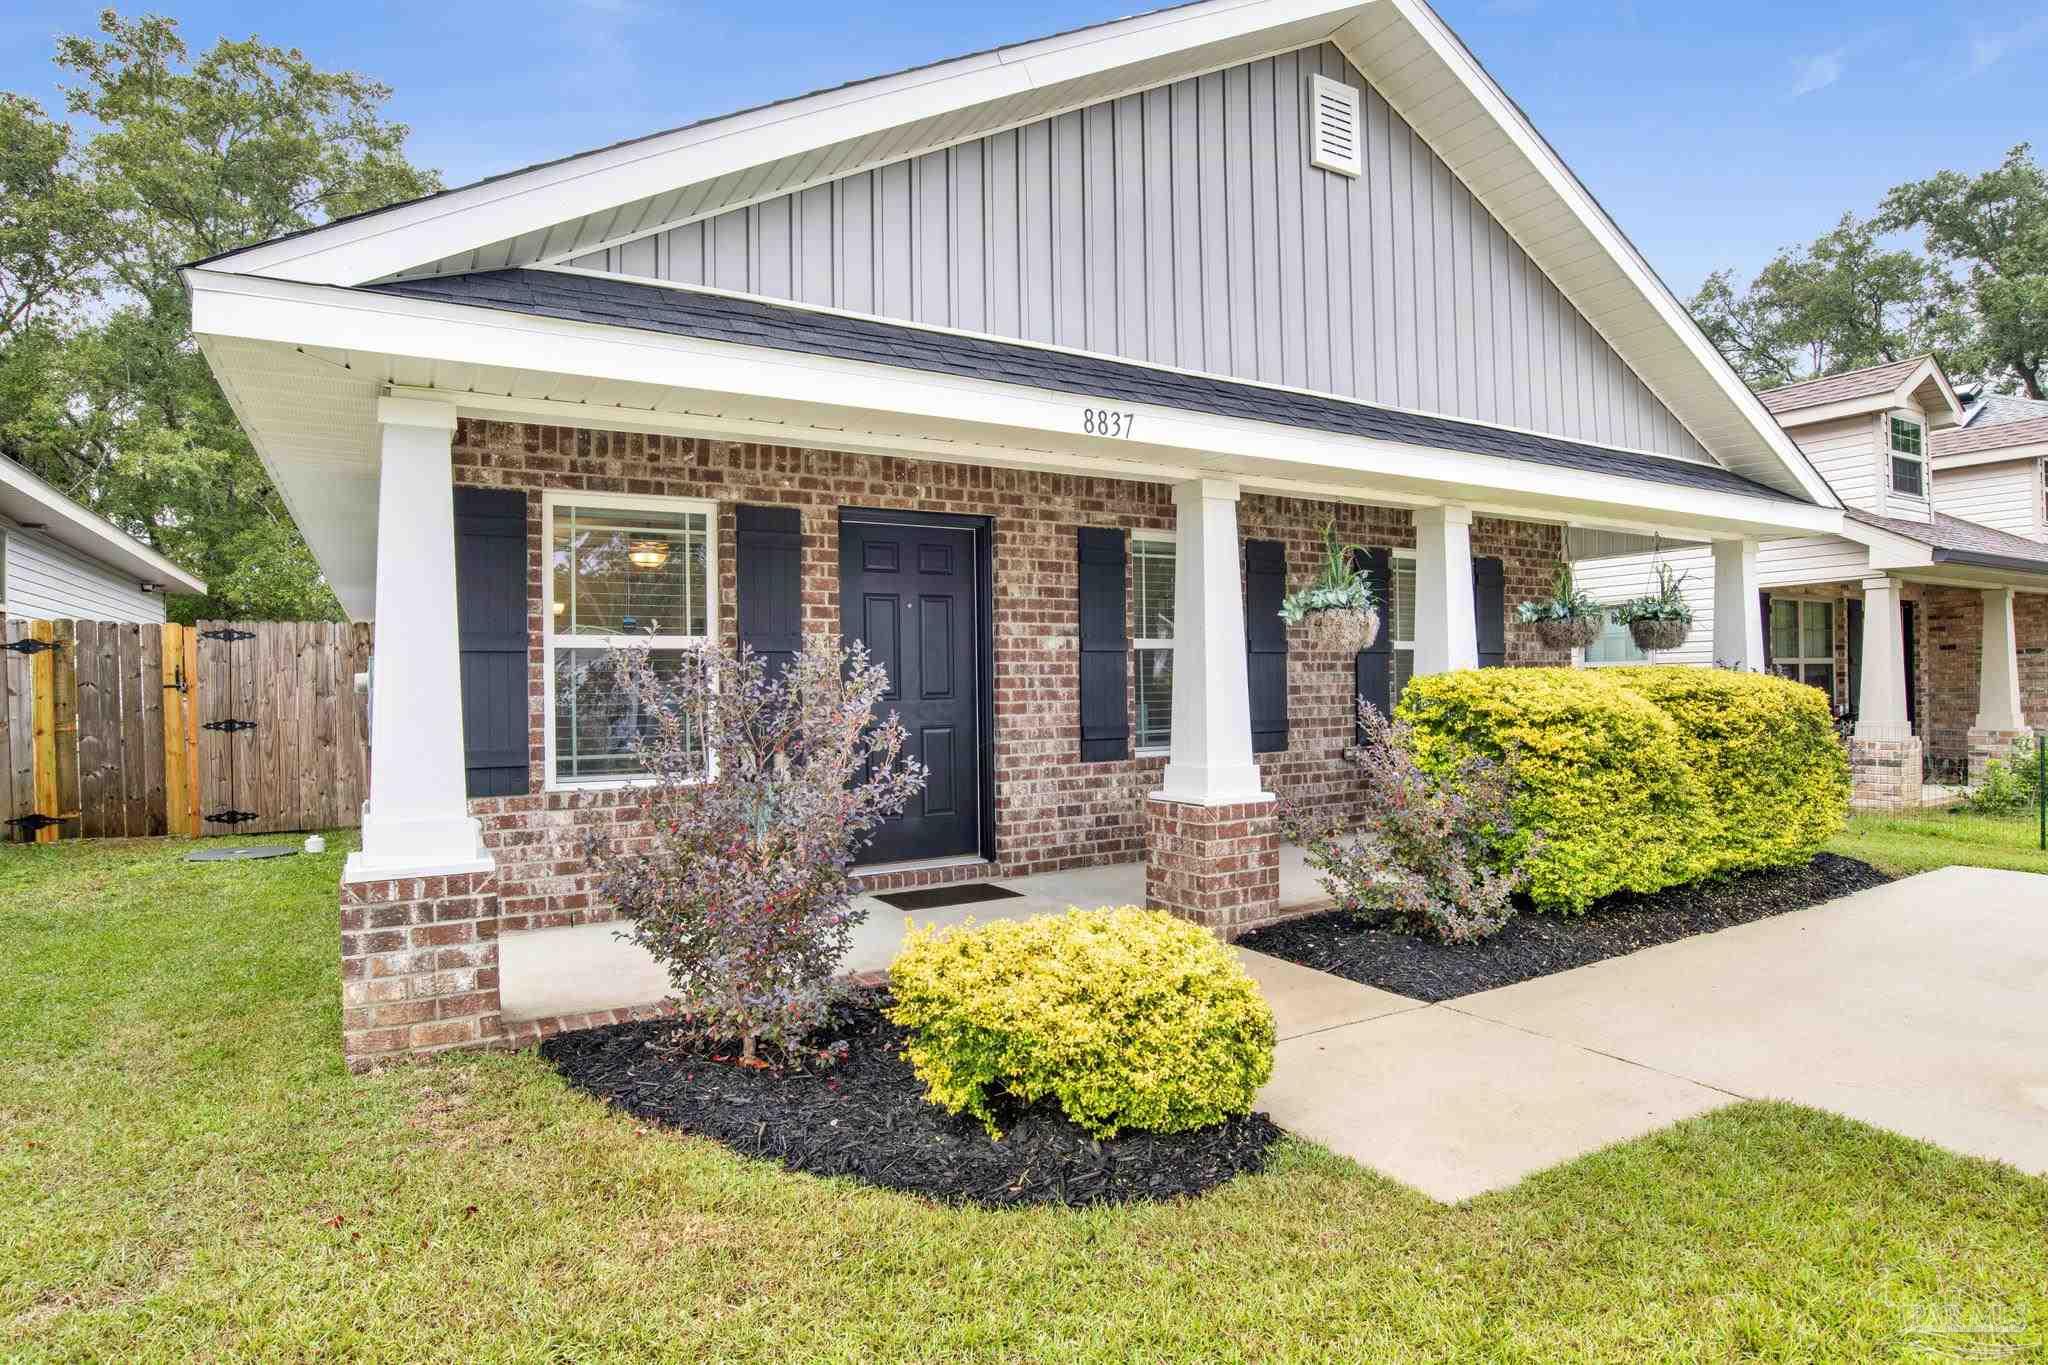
top-left (192, 0), bottom-right (1832, 508)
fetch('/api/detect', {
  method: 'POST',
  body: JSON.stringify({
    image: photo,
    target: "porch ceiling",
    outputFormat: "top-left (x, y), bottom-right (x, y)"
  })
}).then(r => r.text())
top-left (192, 269), bottom-right (1842, 621)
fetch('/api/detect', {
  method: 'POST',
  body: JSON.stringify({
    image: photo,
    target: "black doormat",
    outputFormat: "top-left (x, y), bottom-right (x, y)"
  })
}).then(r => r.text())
top-left (540, 993), bottom-right (1282, 1207)
top-left (875, 882), bottom-right (1024, 912)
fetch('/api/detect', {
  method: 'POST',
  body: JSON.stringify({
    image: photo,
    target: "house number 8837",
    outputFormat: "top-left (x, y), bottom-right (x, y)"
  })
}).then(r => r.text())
top-left (1082, 408), bottom-right (1136, 438)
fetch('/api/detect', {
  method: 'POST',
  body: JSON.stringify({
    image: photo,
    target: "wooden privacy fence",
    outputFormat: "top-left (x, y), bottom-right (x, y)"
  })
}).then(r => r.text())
top-left (0, 619), bottom-right (371, 843)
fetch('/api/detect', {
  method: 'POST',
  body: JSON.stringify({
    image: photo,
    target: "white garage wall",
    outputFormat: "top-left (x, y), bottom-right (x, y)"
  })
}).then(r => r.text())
top-left (2, 523), bottom-right (166, 624)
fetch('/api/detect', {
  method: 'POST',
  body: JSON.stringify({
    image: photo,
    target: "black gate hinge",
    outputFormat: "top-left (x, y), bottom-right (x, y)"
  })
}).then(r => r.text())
top-left (2, 637), bottom-right (60, 657)
top-left (5, 813), bottom-right (62, 833)
top-left (204, 810), bottom-right (260, 826)
top-left (199, 628), bottom-right (255, 642)
top-left (202, 718), bottom-right (257, 733)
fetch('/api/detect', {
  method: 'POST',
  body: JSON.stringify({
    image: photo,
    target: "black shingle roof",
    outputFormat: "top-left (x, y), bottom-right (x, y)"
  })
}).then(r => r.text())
top-left (367, 269), bottom-right (1801, 505)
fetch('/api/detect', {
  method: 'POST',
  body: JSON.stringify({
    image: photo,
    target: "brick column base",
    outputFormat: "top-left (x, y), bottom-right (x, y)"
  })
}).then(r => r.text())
top-left (1144, 797), bottom-right (1280, 938)
top-left (1967, 728), bottom-right (2031, 786)
top-left (341, 870), bottom-right (502, 1071)
top-left (1849, 737), bottom-right (1924, 813)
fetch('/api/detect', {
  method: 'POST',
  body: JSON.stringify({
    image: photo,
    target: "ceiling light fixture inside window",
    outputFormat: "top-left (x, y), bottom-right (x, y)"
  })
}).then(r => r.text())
top-left (628, 539), bottom-right (670, 569)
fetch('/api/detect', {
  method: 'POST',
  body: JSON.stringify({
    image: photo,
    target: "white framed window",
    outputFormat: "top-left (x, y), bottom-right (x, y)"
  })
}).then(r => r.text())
top-left (1888, 414), bottom-right (1926, 499)
top-left (1389, 552), bottom-right (1417, 699)
top-left (1769, 599), bottom-right (1835, 701)
top-left (1583, 615), bottom-right (1648, 665)
top-left (543, 491), bottom-right (717, 787)
top-left (1132, 534), bottom-right (1176, 753)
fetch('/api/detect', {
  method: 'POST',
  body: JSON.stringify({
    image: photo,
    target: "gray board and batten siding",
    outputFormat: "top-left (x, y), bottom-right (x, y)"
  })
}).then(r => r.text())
top-left (568, 42), bottom-right (1712, 465)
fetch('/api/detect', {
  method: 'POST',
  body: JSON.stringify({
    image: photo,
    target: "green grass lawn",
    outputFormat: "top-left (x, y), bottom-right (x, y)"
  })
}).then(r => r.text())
top-left (4, 837), bottom-right (2046, 1362)
top-left (1829, 809), bottom-right (2048, 877)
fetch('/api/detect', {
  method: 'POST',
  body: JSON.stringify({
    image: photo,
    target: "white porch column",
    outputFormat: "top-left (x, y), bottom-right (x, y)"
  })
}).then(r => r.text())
top-left (1975, 588), bottom-right (2026, 733)
top-left (1854, 575), bottom-right (1913, 742)
top-left (1156, 478), bottom-right (1268, 806)
top-left (1712, 538), bottom-right (1765, 671)
top-left (346, 397), bottom-right (490, 879)
top-left (1411, 505), bottom-right (1477, 676)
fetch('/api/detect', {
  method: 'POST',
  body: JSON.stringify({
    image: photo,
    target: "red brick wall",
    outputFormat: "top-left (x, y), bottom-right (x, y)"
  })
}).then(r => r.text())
top-left (2022, 592), bottom-right (2048, 730)
top-left (450, 421), bottom-right (1567, 925)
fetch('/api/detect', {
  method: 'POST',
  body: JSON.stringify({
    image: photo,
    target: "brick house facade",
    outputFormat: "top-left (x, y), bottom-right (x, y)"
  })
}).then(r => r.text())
top-left (452, 419), bottom-right (1569, 933)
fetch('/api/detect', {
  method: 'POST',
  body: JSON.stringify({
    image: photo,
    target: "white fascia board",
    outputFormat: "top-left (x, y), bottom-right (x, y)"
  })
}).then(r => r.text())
top-left (1369, 0), bottom-right (1840, 512)
top-left (0, 456), bottom-right (207, 594)
top-left (199, 0), bottom-right (1371, 287)
top-left (188, 268), bottom-right (1844, 542)
top-left (1835, 520), bottom-right (1936, 571)
top-left (1933, 443), bottom-right (2048, 470)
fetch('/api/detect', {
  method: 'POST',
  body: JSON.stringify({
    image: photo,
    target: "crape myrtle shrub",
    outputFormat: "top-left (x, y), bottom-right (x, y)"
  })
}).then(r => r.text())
top-left (1281, 702), bottom-right (1527, 943)
top-left (888, 907), bottom-right (1276, 1138)
top-left (1398, 666), bottom-right (1847, 912)
top-left (584, 639), bottom-right (925, 1062)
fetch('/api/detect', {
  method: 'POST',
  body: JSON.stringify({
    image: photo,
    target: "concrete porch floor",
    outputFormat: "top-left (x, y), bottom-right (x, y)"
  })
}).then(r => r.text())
top-left (500, 844), bottom-right (1327, 1024)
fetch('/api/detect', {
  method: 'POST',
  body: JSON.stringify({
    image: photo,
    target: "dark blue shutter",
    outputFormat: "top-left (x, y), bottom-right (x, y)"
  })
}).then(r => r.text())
top-left (1077, 527), bottom-right (1130, 762)
top-left (735, 505), bottom-right (803, 682)
top-left (454, 487), bottom-right (530, 798)
top-left (1473, 556), bottom-right (1506, 669)
top-left (1760, 592), bottom-right (1775, 671)
top-left (1244, 539), bottom-right (1289, 753)
top-left (1353, 547), bottom-right (1394, 745)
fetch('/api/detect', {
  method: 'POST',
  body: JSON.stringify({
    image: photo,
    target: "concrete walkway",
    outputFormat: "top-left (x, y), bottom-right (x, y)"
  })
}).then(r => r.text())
top-left (1251, 867), bottom-right (2048, 1202)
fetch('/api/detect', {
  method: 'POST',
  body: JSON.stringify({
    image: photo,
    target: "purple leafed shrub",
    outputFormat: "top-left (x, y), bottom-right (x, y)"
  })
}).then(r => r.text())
top-left (583, 638), bottom-right (926, 1062)
top-left (1279, 701), bottom-right (1528, 944)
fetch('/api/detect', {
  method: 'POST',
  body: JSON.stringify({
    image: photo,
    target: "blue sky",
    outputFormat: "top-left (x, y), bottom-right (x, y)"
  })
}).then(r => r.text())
top-left (3, 1), bottom-right (2042, 295)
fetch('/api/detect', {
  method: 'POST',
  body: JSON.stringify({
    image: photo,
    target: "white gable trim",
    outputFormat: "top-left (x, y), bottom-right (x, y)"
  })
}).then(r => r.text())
top-left (1770, 357), bottom-right (1965, 431)
top-left (0, 456), bottom-right (206, 595)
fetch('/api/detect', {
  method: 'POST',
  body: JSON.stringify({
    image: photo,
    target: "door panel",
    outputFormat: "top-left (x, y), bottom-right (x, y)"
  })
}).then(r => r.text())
top-left (841, 520), bottom-right (982, 863)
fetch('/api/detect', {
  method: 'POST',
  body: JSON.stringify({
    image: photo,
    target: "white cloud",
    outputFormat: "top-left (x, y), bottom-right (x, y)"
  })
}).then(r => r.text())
top-left (1967, 15), bottom-right (2048, 70)
top-left (1789, 48), bottom-right (1845, 98)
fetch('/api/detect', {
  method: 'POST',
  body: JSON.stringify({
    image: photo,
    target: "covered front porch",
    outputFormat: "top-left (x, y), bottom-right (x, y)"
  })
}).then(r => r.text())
top-left (501, 845), bottom-right (1329, 1031)
top-left (189, 267), bottom-right (1844, 1068)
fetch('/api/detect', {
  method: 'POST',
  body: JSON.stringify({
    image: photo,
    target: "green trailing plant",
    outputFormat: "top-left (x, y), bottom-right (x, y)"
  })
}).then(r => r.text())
top-left (1277, 521), bottom-right (1379, 625)
top-left (1613, 563), bottom-right (1695, 626)
top-left (1514, 563), bottom-right (1603, 626)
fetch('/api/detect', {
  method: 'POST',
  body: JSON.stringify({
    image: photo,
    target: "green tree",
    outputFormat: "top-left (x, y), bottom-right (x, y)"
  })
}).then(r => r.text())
top-left (0, 10), bottom-right (439, 622)
top-left (1690, 214), bottom-right (1960, 390)
top-left (1882, 143), bottom-right (2048, 400)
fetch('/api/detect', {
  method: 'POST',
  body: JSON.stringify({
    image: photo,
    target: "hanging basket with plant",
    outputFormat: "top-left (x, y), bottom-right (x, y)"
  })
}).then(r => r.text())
top-left (1279, 521), bottom-right (1381, 653)
top-left (1516, 563), bottom-right (1605, 652)
top-left (1614, 562), bottom-right (1694, 653)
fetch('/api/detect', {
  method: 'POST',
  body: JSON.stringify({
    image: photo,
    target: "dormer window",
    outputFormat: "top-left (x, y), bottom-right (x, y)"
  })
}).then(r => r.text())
top-left (1888, 415), bottom-right (1925, 498)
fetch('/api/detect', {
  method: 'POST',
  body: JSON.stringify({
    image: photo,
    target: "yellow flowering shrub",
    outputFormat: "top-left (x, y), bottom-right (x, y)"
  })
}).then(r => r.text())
top-left (1602, 666), bottom-right (1849, 875)
top-left (887, 907), bottom-right (1276, 1139)
top-left (1397, 666), bottom-right (1846, 912)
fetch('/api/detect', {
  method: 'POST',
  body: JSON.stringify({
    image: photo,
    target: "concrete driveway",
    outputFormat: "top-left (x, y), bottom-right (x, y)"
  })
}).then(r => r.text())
top-left (1251, 867), bottom-right (2048, 1202)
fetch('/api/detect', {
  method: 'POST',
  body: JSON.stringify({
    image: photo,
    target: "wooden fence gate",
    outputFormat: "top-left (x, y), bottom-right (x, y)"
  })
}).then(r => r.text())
top-left (0, 618), bottom-right (371, 843)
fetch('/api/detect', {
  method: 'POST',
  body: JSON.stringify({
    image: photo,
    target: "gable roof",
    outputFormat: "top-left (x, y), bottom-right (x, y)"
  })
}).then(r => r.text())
top-left (1, 457), bottom-right (207, 595)
top-left (188, 0), bottom-right (1836, 508)
top-left (1844, 506), bottom-right (2048, 578)
top-left (371, 268), bottom-right (1799, 504)
top-left (1758, 356), bottom-right (1963, 427)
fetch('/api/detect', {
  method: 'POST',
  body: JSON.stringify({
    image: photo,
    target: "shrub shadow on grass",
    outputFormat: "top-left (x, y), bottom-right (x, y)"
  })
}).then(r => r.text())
top-left (540, 991), bottom-right (1283, 1208)
top-left (1243, 853), bottom-right (1892, 1002)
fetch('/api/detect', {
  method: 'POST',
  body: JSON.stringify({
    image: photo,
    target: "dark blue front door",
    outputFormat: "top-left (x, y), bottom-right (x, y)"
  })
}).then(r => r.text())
top-left (839, 518), bottom-right (982, 864)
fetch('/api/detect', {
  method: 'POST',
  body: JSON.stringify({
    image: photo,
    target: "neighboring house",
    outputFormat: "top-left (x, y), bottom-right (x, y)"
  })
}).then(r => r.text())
top-left (185, 0), bottom-right (1849, 1066)
top-left (1, 457), bottom-right (205, 623)
top-left (1579, 355), bottom-right (2048, 799)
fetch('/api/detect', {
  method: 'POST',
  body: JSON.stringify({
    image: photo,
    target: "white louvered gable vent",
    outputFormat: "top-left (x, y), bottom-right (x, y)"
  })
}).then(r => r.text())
top-left (1307, 74), bottom-right (1361, 178)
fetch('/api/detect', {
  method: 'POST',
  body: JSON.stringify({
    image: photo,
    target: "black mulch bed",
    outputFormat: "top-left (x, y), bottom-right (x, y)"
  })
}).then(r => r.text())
top-left (1242, 853), bottom-right (1894, 1003)
top-left (540, 991), bottom-right (1283, 1209)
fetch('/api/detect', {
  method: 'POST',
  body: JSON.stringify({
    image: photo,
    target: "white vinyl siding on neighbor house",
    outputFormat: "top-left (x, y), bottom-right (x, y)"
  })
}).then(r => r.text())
top-left (568, 41), bottom-right (1714, 464)
top-left (1570, 546), bottom-right (1715, 666)
top-left (1781, 414), bottom-right (1882, 513)
top-left (1933, 458), bottom-right (2048, 543)
top-left (1, 521), bottom-right (165, 623)
top-left (542, 492), bottom-right (716, 788)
